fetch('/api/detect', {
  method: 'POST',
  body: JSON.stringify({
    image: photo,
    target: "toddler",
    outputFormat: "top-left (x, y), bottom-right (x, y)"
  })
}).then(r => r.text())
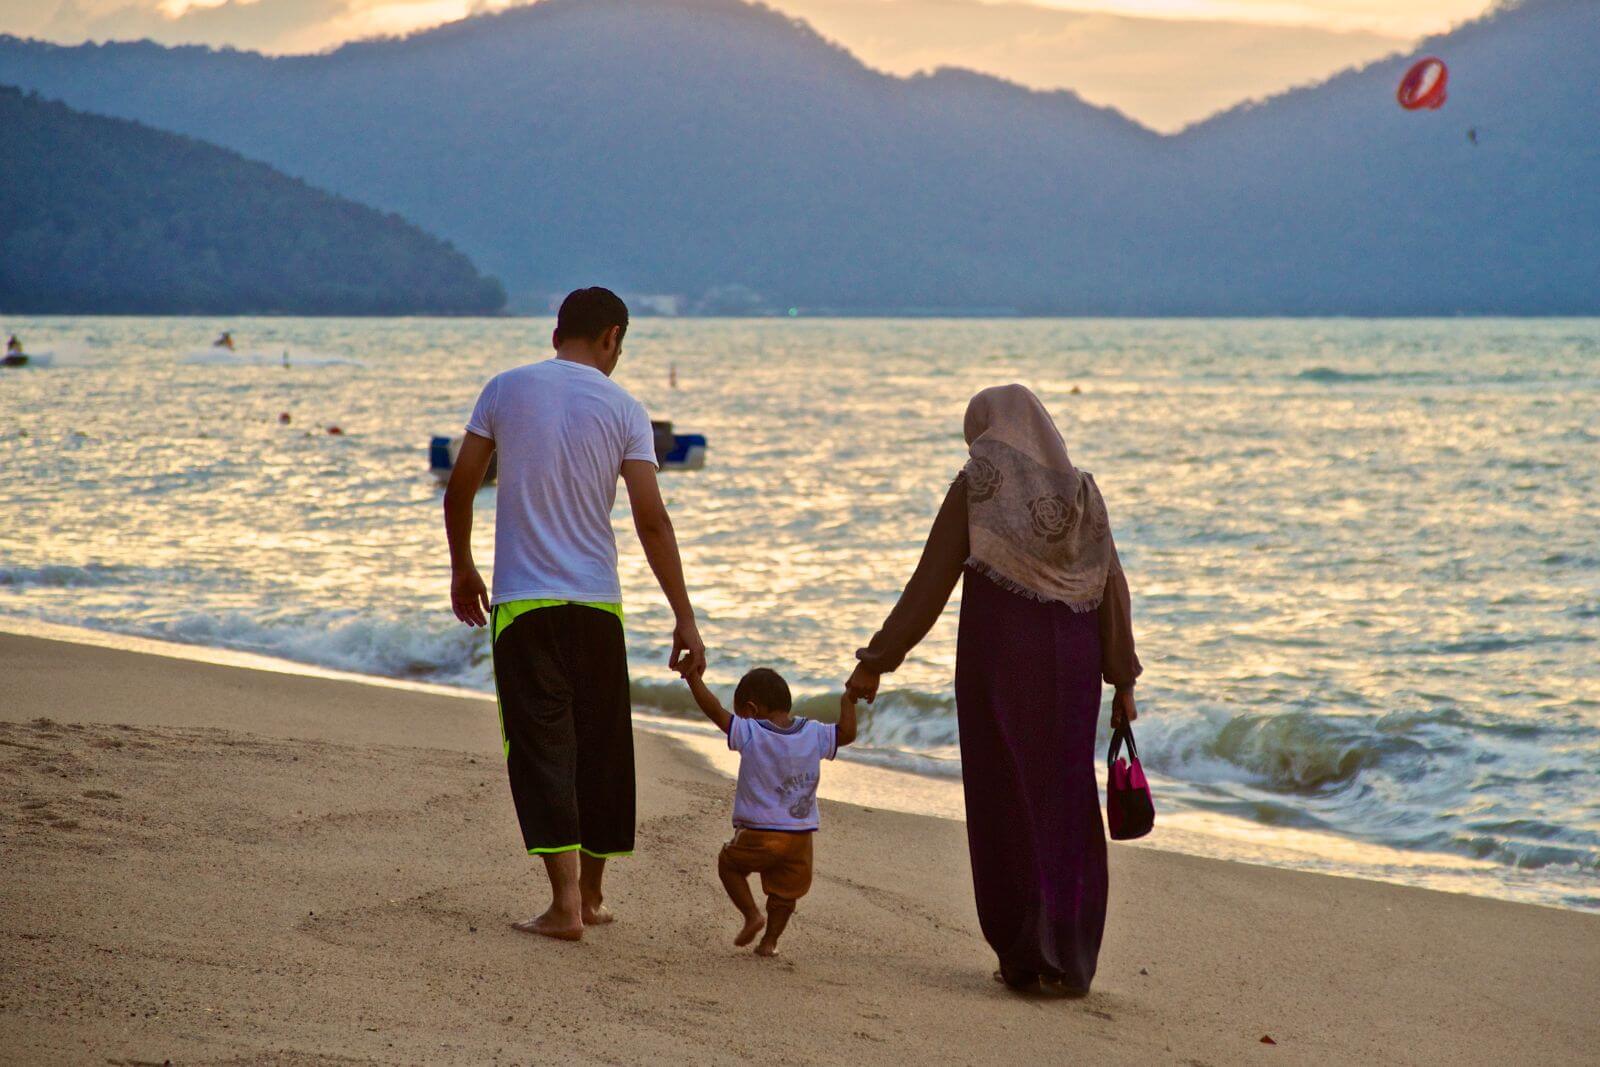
top-left (685, 666), bottom-right (857, 956)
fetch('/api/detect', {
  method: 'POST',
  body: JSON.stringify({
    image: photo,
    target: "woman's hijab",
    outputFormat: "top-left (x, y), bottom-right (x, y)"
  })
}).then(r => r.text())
top-left (961, 384), bottom-right (1118, 610)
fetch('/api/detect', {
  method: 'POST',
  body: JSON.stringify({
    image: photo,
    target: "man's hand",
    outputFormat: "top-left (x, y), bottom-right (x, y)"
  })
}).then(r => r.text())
top-left (442, 431), bottom-right (494, 628)
top-left (671, 616), bottom-right (705, 678)
top-left (451, 566), bottom-right (490, 628)
top-left (1111, 687), bottom-right (1138, 728)
top-left (845, 663), bottom-right (880, 705)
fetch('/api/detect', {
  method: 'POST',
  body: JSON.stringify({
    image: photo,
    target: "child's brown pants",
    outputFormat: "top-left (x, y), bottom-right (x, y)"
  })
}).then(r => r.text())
top-left (718, 828), bottom-right (814, 911)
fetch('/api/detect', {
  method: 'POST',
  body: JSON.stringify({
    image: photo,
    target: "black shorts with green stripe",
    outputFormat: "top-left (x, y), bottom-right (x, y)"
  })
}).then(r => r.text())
top-left (491, 601), bottom-right (634, 858)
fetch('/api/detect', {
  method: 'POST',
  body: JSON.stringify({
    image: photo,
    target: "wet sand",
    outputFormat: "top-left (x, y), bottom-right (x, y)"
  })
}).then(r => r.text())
top-left (2, 631), bottom-right (1596, 1065)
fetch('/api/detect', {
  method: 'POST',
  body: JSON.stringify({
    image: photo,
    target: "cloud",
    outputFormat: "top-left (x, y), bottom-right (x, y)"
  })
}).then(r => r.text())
top-left (17, 0), bottom-right (505, 53)
top-left (0, 0), bottom-right (1493, 127)
top-left (770, 0), bottom-right (1418, 129)
top-left (1024, 1), bottom-right (1492, 38)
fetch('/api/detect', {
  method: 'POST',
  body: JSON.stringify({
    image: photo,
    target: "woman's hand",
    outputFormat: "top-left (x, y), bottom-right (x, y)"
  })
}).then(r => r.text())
top-left (845, 663), bottom-right (881, 705)
top-left (1111, 687), bottom-right (1137, 728)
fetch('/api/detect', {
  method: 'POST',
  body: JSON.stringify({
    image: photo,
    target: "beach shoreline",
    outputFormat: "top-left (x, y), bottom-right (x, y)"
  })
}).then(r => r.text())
top-left (1, 616), bottom-right (1574, 912)
top-left (2, 630), bottom-right (1597, 1064)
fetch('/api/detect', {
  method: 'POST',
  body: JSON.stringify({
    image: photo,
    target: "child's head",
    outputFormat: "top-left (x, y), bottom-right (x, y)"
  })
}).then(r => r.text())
top-left (733, 668), bottom-right (792, 720)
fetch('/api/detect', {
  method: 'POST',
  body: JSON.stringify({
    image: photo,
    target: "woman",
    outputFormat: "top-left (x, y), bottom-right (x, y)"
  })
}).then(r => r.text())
top-left (845, 384), bottom-right (1141, 995)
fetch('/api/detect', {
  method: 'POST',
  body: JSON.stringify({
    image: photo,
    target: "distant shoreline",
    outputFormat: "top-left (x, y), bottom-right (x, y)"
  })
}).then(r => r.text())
top-left (8, 311), bottom-right (1600, 321)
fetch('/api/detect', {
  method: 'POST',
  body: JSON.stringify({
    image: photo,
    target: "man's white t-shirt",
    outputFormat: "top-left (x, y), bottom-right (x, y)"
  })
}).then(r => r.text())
top-left (466, 358), bottom-right (657, 605)
top-left (727, 717), bottom-right (839, 832)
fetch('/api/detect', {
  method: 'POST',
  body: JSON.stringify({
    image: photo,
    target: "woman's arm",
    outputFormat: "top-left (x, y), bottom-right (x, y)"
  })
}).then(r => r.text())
top-left (1098, 546), bottom-right (1143, 724)
top-left (847, 478), bottom-right (970, 702)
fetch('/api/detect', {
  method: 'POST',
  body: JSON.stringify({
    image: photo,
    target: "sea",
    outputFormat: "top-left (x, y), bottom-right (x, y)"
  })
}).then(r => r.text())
top-left (2, 315), bottom-right (1596, 911)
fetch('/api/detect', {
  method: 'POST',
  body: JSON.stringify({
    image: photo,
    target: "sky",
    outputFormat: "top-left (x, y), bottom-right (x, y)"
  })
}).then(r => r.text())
top-left (0, 0), bottom-right (1502, 129)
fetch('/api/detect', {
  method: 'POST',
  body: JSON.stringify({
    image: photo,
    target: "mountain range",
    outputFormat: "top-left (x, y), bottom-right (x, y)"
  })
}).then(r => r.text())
top-left (1, 0), bottom-right (1595, 315)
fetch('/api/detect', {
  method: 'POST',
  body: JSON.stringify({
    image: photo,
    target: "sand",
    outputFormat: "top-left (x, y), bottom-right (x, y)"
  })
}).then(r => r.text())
top-left (1, 631), bottom-right (1596, 1065)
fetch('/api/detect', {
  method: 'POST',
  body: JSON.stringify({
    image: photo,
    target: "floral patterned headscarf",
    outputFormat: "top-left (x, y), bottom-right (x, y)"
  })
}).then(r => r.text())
top-left (961, 384), bottom-right (1118, 610)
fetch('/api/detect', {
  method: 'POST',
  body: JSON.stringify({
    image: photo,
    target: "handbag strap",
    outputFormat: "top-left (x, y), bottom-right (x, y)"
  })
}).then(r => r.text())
top-left (1107, 721), bottom-right (1140, 768)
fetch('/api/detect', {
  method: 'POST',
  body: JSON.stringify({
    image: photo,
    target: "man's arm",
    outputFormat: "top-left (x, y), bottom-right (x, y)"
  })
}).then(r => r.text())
top-left (621, 459), bottom-right (706, 676)
top-left (443, 432), bottom-right (495, 628)
top-left (684, 672), bottom-right (733, 734)
top-left (836, 693), bottom-right (859, 748)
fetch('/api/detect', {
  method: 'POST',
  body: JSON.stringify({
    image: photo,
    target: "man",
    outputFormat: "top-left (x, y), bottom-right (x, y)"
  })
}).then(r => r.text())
top-left (444, 287), bottom-right (705, 941)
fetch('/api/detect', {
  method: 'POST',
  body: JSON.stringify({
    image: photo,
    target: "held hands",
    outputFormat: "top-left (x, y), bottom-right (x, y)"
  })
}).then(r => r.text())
top-left (450, 566), bottom-right (490, 628)
top-left (845, 663), bottom-right (880, 705)
top-left (670, 616), bottom-right (706, 679)
top-left (1111, 687), bottom-right (1138, 729)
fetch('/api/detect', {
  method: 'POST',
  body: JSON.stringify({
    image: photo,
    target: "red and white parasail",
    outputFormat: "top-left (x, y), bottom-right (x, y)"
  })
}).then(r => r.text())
top-left (1397, 57), bottom-right (1449, 110)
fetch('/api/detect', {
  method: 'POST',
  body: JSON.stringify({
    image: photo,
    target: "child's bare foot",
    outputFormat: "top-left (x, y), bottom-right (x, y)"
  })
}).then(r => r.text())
top-left (582, 902), bottom-right (615, 926)
top-left (511, 908), bottom-right (584, 942)
top-left (753, 939), bottom-right (780, 957)
top-left (734, 911), bottom-right (766, 947)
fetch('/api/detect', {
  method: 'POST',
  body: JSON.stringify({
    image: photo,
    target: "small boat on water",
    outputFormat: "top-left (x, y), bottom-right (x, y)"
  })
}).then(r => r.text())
top-left (430, 420), bottom-right (707, 485)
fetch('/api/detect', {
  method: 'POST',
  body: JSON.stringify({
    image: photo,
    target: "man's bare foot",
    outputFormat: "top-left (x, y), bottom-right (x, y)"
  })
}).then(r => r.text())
top-left (734, 911), bottom-right (766, 947)
top-left (753, 940), bottom-right (780, 957)
top-left (582, 902), bottom-right (615, 926)
top-left (511, 908), bottom-right (583, 942)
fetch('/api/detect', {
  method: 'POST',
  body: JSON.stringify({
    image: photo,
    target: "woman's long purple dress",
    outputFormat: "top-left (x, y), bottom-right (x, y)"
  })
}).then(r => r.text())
top-left (955, 565), bottom-right (1108, 992)
top-left (857, 477), bottom-right (1136, 993)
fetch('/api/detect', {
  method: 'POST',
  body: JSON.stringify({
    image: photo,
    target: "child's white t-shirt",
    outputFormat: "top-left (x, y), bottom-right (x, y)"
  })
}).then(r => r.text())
top-left (728, 717), bottom-right (838, 832)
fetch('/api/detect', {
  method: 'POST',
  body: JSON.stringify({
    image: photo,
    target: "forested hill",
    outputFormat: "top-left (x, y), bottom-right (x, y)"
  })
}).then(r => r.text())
top-left (0, 87), bottom-right (505, 314)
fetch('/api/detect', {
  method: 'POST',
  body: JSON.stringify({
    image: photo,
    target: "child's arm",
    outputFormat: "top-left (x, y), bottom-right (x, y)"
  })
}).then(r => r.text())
top-left (685, 671), bottom-right (734, 734)
top-left (836, 692), bottom-right (859, 748)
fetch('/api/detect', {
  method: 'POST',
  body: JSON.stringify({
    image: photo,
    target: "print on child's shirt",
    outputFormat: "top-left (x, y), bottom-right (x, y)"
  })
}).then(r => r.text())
top-left (782, 770), bottom-right (820, 820)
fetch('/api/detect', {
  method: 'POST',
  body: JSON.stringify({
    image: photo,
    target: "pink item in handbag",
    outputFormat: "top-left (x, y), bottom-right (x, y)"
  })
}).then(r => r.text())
top-left (1106, 721), bottom-right (1155, 840)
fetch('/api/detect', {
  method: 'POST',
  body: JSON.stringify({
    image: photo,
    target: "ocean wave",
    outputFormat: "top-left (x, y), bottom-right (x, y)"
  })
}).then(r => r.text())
top-left (181, 348), bottom-right (365, 368)
top-left (1292, 366), bottom-right (1559, 386)
top-left (1449, 834), bottom-right (1599, 872)
top-left (629, 679), bottom-right (707, 718)
top-left (10, 603), bottom-right (1596, 889)
top-left (1296, 366), bottom-right (1389, 383)
top-left (1143, 710), bottom-right (1391, 794)
top-left (0, 563), bottom-right (149, 589)
top-left (634, 679), bottom-right (1412, 798)
top-left (629, 680), bottom-right (963, 756)
top-left (143, 610), bottom-right (490, 685)
top-left (1207, 712), bottom-right (1385, 791)
top-left (0, 341), bottom-right (100, 367)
